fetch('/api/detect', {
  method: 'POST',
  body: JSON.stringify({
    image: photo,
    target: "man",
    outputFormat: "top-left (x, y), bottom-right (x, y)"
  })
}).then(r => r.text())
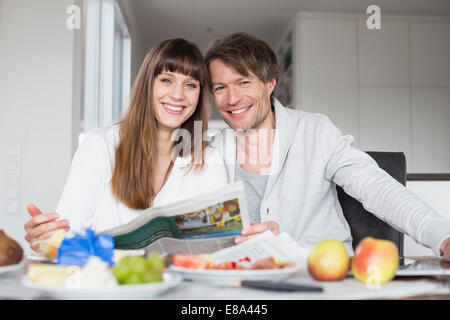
top-left (205, 32), bottom-right (450, 260)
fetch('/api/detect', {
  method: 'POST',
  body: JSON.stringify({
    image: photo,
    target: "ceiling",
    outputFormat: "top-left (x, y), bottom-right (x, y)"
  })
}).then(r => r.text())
top-left (130, 0), bottom-right (450, 52)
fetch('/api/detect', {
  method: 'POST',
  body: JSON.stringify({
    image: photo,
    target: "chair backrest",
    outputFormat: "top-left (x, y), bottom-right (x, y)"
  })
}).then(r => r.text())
top-left (336, 151), bottom-right (405, 256)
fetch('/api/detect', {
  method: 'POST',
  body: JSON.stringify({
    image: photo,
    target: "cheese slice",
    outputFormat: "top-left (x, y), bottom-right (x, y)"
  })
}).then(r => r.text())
top-left (27, 263), bottom-right (72, 286)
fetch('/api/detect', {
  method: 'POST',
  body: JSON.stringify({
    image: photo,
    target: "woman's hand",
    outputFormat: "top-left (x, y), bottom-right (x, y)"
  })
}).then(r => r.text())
top-left (234, 221), bottom-right (280, 244)
top-left (24, 204), bottom-right (70, 252)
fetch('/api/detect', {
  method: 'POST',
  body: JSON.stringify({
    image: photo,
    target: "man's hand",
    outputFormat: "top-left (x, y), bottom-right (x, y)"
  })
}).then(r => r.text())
top-left (234, 221), bottom-right (280, 244)
top-left (440, 237), bottom-right (450, 261)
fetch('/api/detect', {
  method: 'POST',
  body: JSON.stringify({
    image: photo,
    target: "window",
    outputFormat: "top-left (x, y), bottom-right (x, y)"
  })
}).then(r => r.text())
top-left (82, 0), bottom-right (131, 138)
top-left (113, 6), bottom-right (131, 120)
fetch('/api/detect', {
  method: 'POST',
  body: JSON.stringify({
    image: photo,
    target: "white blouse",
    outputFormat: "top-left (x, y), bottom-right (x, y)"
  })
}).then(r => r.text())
top-left (56, 125), bottom-right (229, 233)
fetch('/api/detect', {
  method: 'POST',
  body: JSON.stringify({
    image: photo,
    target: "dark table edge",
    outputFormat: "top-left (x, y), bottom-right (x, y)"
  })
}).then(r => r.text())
top-left (407, 174), bottom-right (450, 181)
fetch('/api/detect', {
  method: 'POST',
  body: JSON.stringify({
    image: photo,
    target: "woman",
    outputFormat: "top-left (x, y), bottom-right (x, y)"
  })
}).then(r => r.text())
top-left (24, 38), bottom-right (228, 251)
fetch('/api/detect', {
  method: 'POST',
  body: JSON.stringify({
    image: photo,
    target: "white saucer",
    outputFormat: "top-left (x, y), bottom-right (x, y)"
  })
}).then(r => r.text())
top-left (21, 271), bottom-right (182, 299)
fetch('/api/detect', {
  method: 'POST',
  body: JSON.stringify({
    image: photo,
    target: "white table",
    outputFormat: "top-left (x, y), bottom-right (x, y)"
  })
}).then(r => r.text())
top-left (1, 258), bottom-right (450, 300)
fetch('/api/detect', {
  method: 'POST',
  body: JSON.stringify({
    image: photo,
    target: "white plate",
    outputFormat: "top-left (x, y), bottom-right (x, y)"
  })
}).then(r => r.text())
top-left (25, 254), bottom-right (57, 264)
top-left (21, 272), bottom-right (182, 299)
top-left (169, 265), bottom-right (301, 286)
top-left (0, 261), bottom-right (25, 275)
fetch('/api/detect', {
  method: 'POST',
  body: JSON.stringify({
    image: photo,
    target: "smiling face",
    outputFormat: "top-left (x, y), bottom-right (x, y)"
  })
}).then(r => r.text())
top-left (152, 71), bottom-right (201, 131)
top-left (209, 59), bottom-right (276, 131)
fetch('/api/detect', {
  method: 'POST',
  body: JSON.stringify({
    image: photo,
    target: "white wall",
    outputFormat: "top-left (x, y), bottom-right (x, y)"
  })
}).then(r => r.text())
top-left (299, 16), bottom-right (360, 144)
top-left (0, 0), bottom-right (79, 253)
top-left (280, 12), bottom-right (450, 174)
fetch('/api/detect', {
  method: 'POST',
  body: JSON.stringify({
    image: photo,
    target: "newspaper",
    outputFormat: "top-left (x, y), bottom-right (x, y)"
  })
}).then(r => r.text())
top-left (101, 182), bottom-right (249, 255)
top-left (211, 230), bottom-right (311, 266)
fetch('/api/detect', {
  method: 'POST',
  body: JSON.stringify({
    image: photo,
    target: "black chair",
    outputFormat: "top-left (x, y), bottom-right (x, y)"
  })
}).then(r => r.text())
top-left (336, 151), bottom-right (405, 256)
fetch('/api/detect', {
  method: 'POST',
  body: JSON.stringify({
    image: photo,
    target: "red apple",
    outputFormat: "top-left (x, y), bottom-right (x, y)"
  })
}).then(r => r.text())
top-left (351, 237), bottom-right (399, 285)
top-left (307, 240), bottom-right (350, 281)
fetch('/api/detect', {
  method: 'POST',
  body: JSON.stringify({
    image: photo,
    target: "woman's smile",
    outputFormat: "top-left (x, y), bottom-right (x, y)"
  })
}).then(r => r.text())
top-left (162, 102), bottom-right (186, 114)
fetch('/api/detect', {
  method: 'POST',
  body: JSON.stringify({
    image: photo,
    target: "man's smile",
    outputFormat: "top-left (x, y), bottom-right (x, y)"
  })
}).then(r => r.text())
top-left (226, 105), bottom-right (253, 117)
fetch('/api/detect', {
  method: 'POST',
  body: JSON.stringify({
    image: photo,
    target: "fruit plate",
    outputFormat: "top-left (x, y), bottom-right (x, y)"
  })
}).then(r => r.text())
top-left (0, 261), bottom-right (25, 276)
top-left (169, 265), bottom-right (301, 287)
top-left (21, 272), bottom-right (182, 300)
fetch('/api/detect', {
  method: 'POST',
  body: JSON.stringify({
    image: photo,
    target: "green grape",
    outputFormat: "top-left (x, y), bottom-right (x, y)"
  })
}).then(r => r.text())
top-left (114, 253), bottom-right (166, 285)
top-left (141, 270), bottom-right (163, 283)
top-left (112, 262), bottom-right (131, 283)
top-left (120, 256), bottom-right (133, 265)
top-left (123, 273), bottom-right (141, 285)
top-left (146, 252), bottom-right (164, 272)
top-left (130, 256), bottom-right (147, 274)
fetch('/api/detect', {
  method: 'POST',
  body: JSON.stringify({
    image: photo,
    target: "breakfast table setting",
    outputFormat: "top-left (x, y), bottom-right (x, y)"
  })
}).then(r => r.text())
top-left (2, 256), bottom-right (450, 300)
top-left (2, 224), bottom-right (450, 300)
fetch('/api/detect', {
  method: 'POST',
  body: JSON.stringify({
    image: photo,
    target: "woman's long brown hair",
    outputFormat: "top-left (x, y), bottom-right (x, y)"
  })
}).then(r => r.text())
top-left (111, 39), bottom-right (211, 210)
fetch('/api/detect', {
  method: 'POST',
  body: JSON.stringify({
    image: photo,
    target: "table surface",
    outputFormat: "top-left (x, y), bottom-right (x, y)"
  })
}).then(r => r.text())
top-left (387, 256), bottom-right (450, 300)
top-left (1, 256), bottom-right (450, 300)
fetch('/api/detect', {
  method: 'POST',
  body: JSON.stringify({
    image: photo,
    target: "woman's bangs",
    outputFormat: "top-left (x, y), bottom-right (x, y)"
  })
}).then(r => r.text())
top-left (155, 53), bottom-right (204, 83)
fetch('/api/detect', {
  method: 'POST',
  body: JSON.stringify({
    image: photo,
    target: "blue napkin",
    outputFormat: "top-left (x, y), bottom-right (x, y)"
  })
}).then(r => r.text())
top-left (57, 229), bottom-right (115, 266)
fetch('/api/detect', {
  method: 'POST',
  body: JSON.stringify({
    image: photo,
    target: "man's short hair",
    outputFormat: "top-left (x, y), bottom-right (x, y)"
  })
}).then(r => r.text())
top-left (205, 32), bottom-right (281, 105)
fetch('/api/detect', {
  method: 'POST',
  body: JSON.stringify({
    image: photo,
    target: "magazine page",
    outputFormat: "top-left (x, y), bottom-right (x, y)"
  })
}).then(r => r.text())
top-left (101, 182), bottom-right (249, 250)
top-left (211, 230), bottom-right (311, 267)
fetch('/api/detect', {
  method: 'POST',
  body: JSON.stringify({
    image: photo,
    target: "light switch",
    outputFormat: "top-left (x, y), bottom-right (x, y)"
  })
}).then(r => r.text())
top-left (6, 188), bottom-right (18, 199)
top-left (7, 200), bottom-right (18, 213)
top-left (6, 144), bottom-right (21, 215)
top-left (6, 174), bottom-right (18, 186)
top-left (7, 160), bottom-right (19, 173)
top-left (7, 145), bottom-right (20, 158)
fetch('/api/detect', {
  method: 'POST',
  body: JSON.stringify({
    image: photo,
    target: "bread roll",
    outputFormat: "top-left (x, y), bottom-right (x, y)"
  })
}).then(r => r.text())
top-left (0, 230), bottom-right (23, 266)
